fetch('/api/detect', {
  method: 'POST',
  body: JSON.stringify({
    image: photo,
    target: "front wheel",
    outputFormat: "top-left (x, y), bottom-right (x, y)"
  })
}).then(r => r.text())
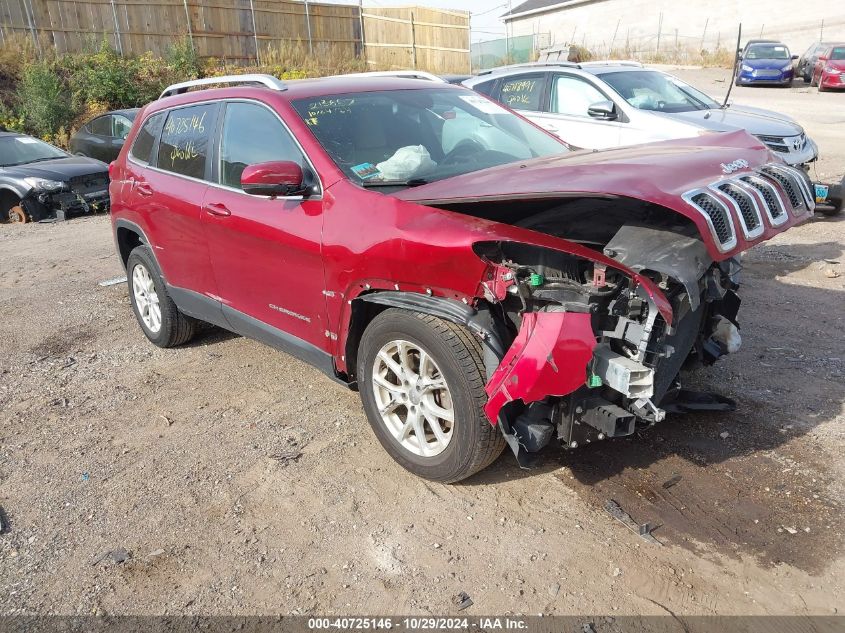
top-left (126, 245), bottom-right (196, 347)
top-left (357, 308), bottom-right (505, 483)
top-left (7, 205), bottom-right (28, 223)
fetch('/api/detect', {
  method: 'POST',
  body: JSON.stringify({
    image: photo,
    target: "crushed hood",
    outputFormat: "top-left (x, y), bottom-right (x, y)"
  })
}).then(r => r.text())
top-left (395, 130), bottom-right (806, 262)
top-left (397, 130), bottom-right (769, 203)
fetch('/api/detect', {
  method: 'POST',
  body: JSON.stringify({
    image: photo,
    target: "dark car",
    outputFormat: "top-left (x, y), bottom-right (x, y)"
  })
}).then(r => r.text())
top-left (736, 40), bottom-right (798, 86)
top-left (0, 131), bottom-right (109, 223)
top-left (69, 109), bottom-right (139, 162)
top-left (797, 41), bottom-right (842, 82)
top-left (109, 74), bottom-right (811, 482)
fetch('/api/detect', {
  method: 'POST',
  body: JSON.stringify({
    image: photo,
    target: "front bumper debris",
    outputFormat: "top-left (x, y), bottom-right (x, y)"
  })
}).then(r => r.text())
top-left (484, 311), bottom-right (596, 425)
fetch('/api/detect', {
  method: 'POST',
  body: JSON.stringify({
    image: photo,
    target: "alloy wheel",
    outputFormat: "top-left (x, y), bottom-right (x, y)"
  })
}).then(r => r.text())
top-left (132, 263), bottom-right (162, 333)
top-left (371, 339), bottom-right (455, 457)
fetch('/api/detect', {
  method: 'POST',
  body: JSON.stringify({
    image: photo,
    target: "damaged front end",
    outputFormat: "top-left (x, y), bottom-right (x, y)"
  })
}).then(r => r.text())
top-left (475, 230), bottom-right (742, 467)
top-left (19, 174), bottom-right (109, 222)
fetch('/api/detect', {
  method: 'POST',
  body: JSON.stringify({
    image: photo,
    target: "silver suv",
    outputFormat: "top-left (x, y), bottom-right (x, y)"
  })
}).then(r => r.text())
top-left (463, 62), bottom-right (818, 169)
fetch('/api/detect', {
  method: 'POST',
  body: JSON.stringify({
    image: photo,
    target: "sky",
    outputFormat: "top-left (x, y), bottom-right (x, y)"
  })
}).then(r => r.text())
top-left (321, 0), bottom-right (514, 43)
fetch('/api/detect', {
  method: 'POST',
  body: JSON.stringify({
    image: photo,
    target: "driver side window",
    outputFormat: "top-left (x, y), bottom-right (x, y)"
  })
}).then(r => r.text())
top-left (550, 75), bottom-right (607, 117)
top-left (219, 101), bottom-right (304, 190)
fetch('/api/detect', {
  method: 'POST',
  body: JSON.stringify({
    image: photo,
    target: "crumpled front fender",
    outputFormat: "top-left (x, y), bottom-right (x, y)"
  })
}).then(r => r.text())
top-left (484, 311), bottom-right (597, 424)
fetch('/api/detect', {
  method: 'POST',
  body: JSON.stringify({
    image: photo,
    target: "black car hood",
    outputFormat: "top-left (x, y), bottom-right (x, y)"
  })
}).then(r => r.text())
top-left (1, 156), bottom-right (108, 181)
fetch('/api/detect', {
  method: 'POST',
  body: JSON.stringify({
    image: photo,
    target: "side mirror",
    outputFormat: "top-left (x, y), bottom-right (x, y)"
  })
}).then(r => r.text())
top-left (791, 54), bottom-right (799, 60)
top-left (587, 100), bottom-right (617, 121)
top-left (241, 161), bottom-right (306, 197)
top-left (818, 56), bottom-right (828, 62)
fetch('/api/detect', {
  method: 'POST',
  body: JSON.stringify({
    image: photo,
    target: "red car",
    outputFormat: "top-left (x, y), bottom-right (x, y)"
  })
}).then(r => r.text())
top-left (811, 44), bottom-right (845, 91)
top-left (109, 74), bottom-right (814, 482)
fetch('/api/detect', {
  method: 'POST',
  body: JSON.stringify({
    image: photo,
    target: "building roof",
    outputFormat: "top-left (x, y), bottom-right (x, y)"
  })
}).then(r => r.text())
top-left (503, 0), bottom-right (599, 20)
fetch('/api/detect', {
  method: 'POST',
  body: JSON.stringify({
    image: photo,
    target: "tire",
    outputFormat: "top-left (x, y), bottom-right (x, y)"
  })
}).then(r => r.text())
top-left (357, 308), bottom-right (506, 483)
top-left (126, 245), bottom-right (196, 348)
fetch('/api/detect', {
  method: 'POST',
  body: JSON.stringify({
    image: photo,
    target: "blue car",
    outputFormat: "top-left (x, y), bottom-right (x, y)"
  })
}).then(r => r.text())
top-left (736, 40), bottom-right (797, 86)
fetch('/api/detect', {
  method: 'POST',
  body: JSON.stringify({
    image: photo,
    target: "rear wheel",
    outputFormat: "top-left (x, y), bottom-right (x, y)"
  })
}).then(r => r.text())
top-left (357, 308), bottom-right (505, 483)
top-left (126, 245), bottom-right (196, 347)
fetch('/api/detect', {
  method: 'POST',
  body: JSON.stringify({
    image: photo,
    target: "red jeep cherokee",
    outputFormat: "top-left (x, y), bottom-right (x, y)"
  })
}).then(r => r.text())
top-left (110, 74), bottom-right (813, 482)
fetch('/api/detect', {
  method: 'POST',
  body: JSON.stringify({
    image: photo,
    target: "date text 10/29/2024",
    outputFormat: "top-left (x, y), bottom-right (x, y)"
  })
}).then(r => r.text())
top-left (307, 618), bottom-right (528, 630)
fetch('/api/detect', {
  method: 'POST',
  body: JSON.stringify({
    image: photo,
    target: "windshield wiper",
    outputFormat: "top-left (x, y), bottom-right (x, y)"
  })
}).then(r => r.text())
top-left (25, 156), bottom-right (62, 163)
top-left (360, 178), bottom-right (429, 188)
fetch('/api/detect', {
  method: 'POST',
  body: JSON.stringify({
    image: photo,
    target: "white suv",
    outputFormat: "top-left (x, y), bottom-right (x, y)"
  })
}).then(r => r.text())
top-left (463, 62), bottom-right (818, 168)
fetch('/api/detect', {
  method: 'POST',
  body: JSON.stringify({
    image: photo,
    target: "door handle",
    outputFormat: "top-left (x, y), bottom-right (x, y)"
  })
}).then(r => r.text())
top-left (135, 181), bottom-right (153, 196)
top-left (203, 202), bottom-right (231, 217)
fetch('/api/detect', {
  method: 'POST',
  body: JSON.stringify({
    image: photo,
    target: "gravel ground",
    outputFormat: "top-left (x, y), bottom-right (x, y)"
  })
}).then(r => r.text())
top-left (1, 69), bottom-right (844, 617)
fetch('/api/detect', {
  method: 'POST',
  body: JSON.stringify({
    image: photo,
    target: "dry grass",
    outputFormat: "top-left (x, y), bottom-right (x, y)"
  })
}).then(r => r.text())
top-left (600, 45), bottom-right (737, 68)
top-left (205, 40), bottom-right (369, 79)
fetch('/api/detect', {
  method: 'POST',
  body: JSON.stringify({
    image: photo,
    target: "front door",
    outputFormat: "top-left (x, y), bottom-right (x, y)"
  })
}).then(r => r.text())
top-left (202, 100), bottom-right (327, 351)
top-left (531, 73), bottom-right (623, 150)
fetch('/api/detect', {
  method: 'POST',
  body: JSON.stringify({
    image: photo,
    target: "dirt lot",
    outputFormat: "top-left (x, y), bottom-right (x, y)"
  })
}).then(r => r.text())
top-left (1, 69), bottom-right (845, 618)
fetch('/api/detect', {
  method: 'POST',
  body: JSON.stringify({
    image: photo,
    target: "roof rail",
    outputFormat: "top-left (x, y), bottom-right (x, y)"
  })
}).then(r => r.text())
top-left (328, 70), bottom-right (447, 83)
top-left (579, 60), bottom-right (644, 68)
top-left (159, 74), bottom-right (287, 99)
top-left (476, 61), bottom-right (578, 75)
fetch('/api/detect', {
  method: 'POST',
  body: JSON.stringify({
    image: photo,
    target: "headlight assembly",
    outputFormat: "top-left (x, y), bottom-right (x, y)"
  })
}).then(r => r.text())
top-left (23, 177), bottom-right (65, 192)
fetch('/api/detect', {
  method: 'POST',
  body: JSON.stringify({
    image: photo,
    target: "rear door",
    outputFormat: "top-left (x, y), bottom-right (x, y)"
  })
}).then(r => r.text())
top-left (86, 115), bottom-right (113, 161)
top-left (108, 114), bottom-right (133, 162)
top-left (202, 99), bottom-right (327, 353)
top-left (124, 103), bottom-right (221, 305)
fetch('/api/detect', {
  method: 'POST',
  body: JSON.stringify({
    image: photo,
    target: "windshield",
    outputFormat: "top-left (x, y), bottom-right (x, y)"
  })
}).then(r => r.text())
top-left (600, 70), bottom-right (720, 112)
top-left (292, 88), bottom-right (567, 186)
top-left (745, 44), bottom-right (790, 60)
top-left (831, 47), bottom-right (845, 60)
top-left (0, 136), bottom-right (67, 167)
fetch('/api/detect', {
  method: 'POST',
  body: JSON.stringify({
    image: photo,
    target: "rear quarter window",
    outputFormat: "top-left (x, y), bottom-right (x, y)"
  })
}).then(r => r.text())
top-left (472, 79), bottom-right (498, 97)
top-left (157, 104), bottom-right (217, 180)
top-left (129, 113), bottom-right (165, 165)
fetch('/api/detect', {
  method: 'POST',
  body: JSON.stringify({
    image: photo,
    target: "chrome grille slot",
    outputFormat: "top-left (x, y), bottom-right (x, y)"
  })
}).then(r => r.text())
top-left (739, 175), bottom-right (789, 226)
top-left (760, 166), bottom-right (802, 210)
top-left (683, 190), bottom-right (737, 251)
top-left (761, 164), bottom-right (815, 213)
top-left (715, 182), bottom-right (764, 239)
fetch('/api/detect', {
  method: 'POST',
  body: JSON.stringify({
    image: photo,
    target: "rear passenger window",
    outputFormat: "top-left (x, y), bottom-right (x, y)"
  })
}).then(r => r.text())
top-left (219, 102), bottom-right (305, 190)
top-left (130, 113), bottom-right (164, 165)
top-left (499, 75), bottom-right (544, 111)
top-left (157, 104), bottom-right (216, 180)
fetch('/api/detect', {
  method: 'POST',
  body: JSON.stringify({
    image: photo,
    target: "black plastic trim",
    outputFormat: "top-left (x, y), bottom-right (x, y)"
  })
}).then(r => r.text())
top-left (166, 284), bottom-right (346, 386)
top-left (359, 291), bottom-right (505, 358)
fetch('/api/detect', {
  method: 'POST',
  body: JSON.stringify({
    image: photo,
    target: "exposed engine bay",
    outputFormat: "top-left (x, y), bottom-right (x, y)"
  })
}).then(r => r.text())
top-left (433, 196), bottom-right (749, 465)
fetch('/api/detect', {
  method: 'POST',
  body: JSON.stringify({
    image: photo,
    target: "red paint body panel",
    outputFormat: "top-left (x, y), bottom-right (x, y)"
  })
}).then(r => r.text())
top-left (484, 312), bottom-right (597, 424)
top-left (200, 187), bottom-right (327, 349)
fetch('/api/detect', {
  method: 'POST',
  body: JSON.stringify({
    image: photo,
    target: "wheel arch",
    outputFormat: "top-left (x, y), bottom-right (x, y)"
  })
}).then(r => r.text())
top-left (114, 219), bottom-right (152, 270)
top-left (0, 187), bottom-right (22, 210)
top-left (344, 291), bottom-right (506, 386)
